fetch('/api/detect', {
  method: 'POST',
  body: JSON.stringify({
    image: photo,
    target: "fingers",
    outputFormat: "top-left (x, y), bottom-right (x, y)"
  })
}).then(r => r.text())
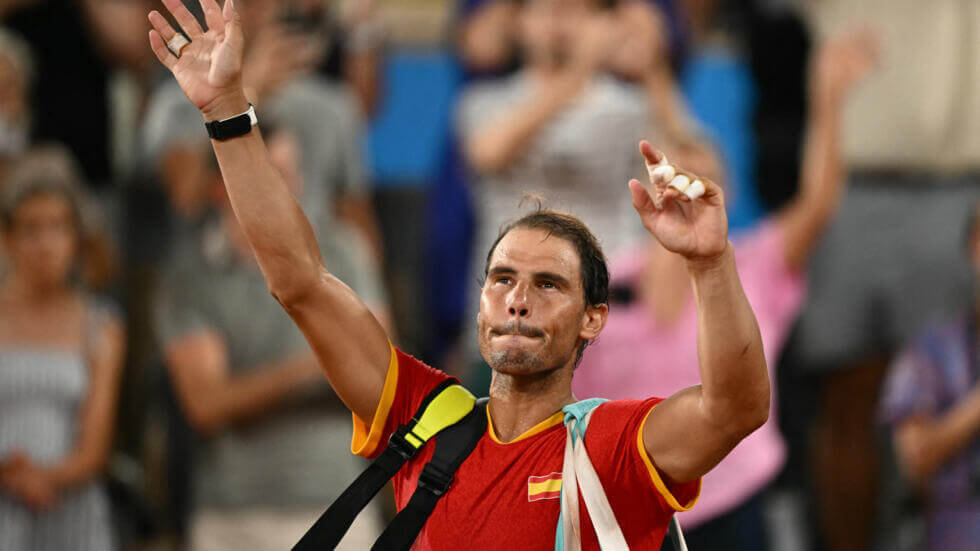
top-left (656, 168), bottom-right (715, 206)
top-left (667, 173), bottom-right (690, 193)
top-left (684, 179), bottom-right (706, 200)
top-left (161, 0), bottom-right (204, 38)
top-left (223, 0), bottom-right (240, 25)
top-left (639, 140), bottom-right (671, 208)
top-left (199, 0), bottom-right (224, 35)
top-left (699, 177), bottom-right (723, 202)
top-left (628, 179), bottom-right (656, 215)
top-left (648, 163), bottom-right (675, 187)
top-left (639, 140), bottom-right (666, 167)
top-left (148, 29), bottom-right (178, 69)
top-left (665, 172), bottom-right (706, 202)
top-left (222, 0), bottom-right (244, 49)
top-left (641, 141), bottom-right (671, 183)
top-left (635, 138), bottom-right (721, 209)
top-left (148, 10), bottom-right (179, 42)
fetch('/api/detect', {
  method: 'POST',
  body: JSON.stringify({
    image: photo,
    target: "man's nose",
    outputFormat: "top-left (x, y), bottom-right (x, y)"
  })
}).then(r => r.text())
top-left (507, 285), bottom-right (531, 318)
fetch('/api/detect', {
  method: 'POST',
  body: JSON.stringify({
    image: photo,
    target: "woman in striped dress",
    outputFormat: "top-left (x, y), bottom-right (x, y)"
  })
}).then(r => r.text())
top-left (0, 149), bottom-right (124, 550)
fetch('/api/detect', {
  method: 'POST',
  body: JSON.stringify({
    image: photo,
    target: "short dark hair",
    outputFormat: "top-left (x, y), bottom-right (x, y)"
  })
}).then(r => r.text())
top-left (483, 202), bottom-right (610, 365)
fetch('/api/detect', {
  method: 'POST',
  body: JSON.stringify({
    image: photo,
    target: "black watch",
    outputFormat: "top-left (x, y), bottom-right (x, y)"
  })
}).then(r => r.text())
top-left (205, 104), bottom-right (258, 140)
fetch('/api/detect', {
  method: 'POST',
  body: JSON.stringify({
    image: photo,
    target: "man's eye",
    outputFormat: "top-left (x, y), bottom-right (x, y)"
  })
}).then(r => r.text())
top-left (540, 281), bottom-right (557, 289)
top-left (496, 276), bottom-right (511, 284)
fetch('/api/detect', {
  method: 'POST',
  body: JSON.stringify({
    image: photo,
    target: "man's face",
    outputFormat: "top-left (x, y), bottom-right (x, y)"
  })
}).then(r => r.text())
top-left (477, 227), bottom-right (607, 376)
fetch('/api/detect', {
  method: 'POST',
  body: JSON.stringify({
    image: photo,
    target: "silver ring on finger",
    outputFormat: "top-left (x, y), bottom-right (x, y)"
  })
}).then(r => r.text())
top-left (167, 34), bottom-right (190, 58)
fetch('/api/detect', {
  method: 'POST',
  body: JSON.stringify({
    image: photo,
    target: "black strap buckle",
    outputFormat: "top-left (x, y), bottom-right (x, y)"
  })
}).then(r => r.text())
top-left (387, 425), bottom-right (419, 461)
top-left (416, 463), bottom-right (453, 496)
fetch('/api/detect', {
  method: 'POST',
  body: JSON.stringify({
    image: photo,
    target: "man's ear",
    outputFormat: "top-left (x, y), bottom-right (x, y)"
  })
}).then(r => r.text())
top-left (580, 303), bottom-right (608, 341)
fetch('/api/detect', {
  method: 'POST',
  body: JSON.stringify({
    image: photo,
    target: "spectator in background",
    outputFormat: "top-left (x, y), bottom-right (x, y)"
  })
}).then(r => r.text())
top-left (456, 0), bottom-right (521, 77)
top-left (879, 202), bottom-right (980, 551)
top-left (459, 0), bottom-right (690, 260)
top-left (454, 0), bottom-right (698, 384)
top-left (155, 129), bottom-right (383, 551)
top-left (573, 29), bottom-right (877, 551)
top-left (2, 0), bottom-right (153, 188)
top-left (455, 0), bottom-right (688, 79)
top-left (0, 147), bottom-right (124, 550)
top-left (798, 3), bottom-right (980, 549)
top-left (428, 0), bottom-right (686, 372)
top-left (142, 0), bottom-right (388, 325)
top-left (310, 0), bottom-right (385, 117)
top-left (179, 0), bottom-right (384, 117)
top-left (235, 0), bottom-right (383, 118)
top-left (0, 28), bottom-right (32, 182)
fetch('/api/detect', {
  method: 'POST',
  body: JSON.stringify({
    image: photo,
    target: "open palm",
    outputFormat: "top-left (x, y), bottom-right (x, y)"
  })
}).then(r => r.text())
top-left (147, 0), bottom-right (245, 114)
top-left (629, 141), bottom-right (729, 261)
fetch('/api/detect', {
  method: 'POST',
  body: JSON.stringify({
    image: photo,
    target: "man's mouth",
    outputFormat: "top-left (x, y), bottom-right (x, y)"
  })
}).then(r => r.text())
top-left (489, 322), bottom-right (545, 339)
top-left (494, 334), bottom-right (538, 341)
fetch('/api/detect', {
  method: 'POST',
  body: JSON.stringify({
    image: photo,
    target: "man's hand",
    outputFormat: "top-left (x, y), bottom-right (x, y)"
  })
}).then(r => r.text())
top-left (629, 140), bottom-right (728, 263)
top-left (637, 142), bottom-right (767, 484)
top-left (147, 0), bottom-right (249, 120)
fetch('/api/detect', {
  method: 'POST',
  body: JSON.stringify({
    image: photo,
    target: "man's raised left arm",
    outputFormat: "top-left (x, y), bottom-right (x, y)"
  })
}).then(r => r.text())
top-left (628, 141), bottom-right (769, 484)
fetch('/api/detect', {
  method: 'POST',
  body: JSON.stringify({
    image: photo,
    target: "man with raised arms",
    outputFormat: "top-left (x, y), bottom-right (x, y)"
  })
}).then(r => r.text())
top-left (145, 0), bottom-right (770, 547)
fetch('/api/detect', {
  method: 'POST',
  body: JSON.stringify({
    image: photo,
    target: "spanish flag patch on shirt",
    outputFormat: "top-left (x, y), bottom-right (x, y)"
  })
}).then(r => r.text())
top-left (527, 472), bottom-right (562, 502)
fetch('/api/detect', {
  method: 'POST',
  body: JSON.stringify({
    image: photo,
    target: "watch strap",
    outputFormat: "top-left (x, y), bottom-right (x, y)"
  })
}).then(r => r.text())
top-left (205, 104), bottom-right (257, 140)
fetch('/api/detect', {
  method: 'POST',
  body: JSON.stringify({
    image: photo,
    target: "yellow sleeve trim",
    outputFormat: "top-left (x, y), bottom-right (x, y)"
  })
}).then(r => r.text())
top-left (636, 404), bottom-right (702, 512)
top-left (351, 342), bottom-right (399, 457)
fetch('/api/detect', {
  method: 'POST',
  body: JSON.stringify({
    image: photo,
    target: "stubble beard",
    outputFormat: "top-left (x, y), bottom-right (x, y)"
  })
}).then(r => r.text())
top-left (486, 346), bottom-right (545, 374)
top-left (478, 318), bottom-right (549, 375)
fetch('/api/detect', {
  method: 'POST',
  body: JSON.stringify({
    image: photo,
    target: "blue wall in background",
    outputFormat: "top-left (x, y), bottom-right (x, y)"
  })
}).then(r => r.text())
top-left (365, 51), bottom-right (462, 188)
top-left (682, 49), bottom-right (765, 232)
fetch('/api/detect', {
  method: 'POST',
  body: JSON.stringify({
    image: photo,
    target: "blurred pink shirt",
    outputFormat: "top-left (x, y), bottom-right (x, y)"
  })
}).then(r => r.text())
top-left (573, 221), bottom-right (805, 528)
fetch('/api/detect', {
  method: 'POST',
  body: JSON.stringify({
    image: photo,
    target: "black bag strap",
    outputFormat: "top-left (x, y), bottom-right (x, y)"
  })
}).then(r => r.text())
top-left (371, 397), bottom-right (489, 551)
top-left (292, 380), bottom-right (461, 551)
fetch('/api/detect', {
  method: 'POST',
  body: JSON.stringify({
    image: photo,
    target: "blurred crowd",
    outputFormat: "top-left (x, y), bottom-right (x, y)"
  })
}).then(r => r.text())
top-left (0, 0), bottom-right (978, 550)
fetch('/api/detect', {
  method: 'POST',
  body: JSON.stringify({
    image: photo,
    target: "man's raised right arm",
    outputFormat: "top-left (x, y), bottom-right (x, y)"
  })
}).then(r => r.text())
top-left (146, 0), bottom-right (388, 421)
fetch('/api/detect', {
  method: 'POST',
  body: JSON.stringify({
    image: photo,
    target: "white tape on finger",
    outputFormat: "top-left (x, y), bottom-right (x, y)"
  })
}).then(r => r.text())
top-left (168, 34), bottom-right (190, 57)
top-left (650, 164), bottom-right (675, 184)
top-left (668, 174), bottom-right (691, 192)
top-left (645, 154), bottom-right (669, 178)
top-left (684, 179), bottom-right (706, 200)
top-left (646, 163), bottom-right (656, 180)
